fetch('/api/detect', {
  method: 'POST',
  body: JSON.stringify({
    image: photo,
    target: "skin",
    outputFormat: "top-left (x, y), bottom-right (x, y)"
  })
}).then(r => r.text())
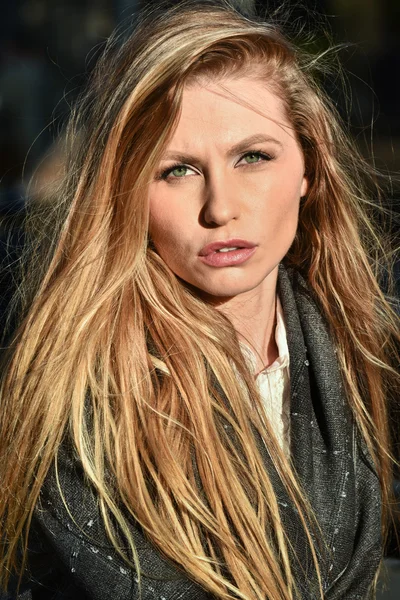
top-left (148, 77), bottom-right (308, 370)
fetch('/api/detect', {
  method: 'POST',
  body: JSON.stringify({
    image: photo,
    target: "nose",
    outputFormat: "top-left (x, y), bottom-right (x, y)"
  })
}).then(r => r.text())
top-left (201, 173), bottom-right (240, 227)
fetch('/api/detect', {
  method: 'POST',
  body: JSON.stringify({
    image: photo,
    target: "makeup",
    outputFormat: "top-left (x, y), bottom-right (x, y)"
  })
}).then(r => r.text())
top-left (198, 239), bottom-right (256, 267)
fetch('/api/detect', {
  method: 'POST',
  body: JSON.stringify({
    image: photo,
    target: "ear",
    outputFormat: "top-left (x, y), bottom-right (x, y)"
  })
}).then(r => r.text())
top-left (300, 174), bottom-right (309, 198)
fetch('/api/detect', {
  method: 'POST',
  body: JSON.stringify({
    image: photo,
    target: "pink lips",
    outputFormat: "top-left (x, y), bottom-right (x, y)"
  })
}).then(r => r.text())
top-left (198, 238), bottom-right (257, 267)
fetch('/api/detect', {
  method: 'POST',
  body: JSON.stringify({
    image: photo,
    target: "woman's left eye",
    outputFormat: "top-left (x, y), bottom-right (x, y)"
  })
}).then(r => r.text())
top-left (237, 151), bottom-right (273, 166)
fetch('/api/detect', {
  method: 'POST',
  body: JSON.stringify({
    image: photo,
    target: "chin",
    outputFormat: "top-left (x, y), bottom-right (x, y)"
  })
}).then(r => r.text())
top-left (192, 276), bottom-right (269, 301)
top-left (179, 263), bottom-right (280, 301)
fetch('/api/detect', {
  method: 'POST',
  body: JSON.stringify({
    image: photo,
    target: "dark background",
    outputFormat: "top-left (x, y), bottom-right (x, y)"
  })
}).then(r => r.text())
top-left (1, 0), bottom-right (399, 212)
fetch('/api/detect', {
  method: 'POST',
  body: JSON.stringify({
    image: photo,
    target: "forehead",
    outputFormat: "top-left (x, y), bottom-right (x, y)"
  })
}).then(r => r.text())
top-left (167, 77), bottom-right (295, 151)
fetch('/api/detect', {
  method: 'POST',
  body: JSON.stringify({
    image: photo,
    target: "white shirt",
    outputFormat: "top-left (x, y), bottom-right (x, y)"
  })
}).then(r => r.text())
top-left (240, 297), bottom-right (291, 455)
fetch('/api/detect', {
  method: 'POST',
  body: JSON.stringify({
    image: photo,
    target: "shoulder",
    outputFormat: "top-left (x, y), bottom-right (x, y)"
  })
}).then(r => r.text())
top-left (30, 441), bottom-right (210, 600)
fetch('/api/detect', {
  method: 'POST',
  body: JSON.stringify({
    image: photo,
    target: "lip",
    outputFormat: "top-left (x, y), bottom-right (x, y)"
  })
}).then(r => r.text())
top-left (198, 239), bottom-right (257, 268)
top-left (199, 238), bottom-right (256, 256)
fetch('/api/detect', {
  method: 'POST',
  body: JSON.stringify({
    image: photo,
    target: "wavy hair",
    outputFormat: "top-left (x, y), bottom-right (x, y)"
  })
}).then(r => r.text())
top-left (1, 2), bottom-right (399, 599)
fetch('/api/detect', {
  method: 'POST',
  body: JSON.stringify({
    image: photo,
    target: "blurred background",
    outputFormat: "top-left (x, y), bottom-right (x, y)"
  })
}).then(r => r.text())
top-left (0, 0), bottom-right (399, 210)
top-left (0, 0), bottom-right (399, 596)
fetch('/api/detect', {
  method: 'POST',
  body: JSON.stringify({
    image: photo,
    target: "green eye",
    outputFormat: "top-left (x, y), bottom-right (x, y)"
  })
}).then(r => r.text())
top-left (171, 166), bottom-right (188, 177)
top-left (244, 153), bottom-right (261, 164)
top-left (159, 164), bottom-right (197, 181)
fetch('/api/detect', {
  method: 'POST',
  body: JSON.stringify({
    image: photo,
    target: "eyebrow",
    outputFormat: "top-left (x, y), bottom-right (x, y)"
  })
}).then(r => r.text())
top-left (161, 134), bottom-right (284, 163)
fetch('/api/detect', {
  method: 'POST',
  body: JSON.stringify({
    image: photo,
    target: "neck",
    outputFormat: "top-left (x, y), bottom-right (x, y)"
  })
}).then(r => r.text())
top-left (210, 267), bottom-right (279, 371)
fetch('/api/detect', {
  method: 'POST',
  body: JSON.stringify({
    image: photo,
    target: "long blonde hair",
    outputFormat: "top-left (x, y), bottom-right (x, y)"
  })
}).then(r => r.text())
top-left (1, 2), bottom-right (399, 599)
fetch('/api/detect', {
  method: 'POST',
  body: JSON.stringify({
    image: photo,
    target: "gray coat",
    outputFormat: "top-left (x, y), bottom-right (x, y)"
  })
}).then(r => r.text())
top-left (6, 266), bottom-right (381, 599)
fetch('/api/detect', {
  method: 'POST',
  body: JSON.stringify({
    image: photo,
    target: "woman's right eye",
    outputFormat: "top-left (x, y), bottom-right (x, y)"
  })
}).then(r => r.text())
top-left (159, 164), bottom-right (197, 181)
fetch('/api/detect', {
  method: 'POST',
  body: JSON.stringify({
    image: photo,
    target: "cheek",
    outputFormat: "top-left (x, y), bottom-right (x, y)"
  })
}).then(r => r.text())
top-left (263, 177), bottom-right (301, 217)
top-left (149, 193), bottom-right (196, 252)
top-left (261, 183), bottom-right (301, 243)
top-left (148, 208), bottom-right (186, 272)
top-left (149, 202), bottom-right (174, 246)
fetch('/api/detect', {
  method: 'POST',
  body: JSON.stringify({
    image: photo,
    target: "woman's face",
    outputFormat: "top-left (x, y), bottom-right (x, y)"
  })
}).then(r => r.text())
top-left (148, 76), bottom-right (308, 302)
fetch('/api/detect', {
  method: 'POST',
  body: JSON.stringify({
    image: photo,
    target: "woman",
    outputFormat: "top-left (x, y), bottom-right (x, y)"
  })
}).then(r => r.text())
top-left (1, 2), bottom-right (399, 599)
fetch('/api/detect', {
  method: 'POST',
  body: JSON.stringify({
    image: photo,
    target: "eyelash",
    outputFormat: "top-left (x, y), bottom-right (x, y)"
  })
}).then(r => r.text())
top-left (157, 150), bottom-right (274, 181)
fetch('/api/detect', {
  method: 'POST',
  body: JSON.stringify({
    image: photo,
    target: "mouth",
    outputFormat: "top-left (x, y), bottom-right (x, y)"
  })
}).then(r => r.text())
top-left (199, 239), bottom-right (256, 257)
top-left (215, 246), bottom-right (241, 253)
top-left (198, 239), bottom-right (257, 268)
